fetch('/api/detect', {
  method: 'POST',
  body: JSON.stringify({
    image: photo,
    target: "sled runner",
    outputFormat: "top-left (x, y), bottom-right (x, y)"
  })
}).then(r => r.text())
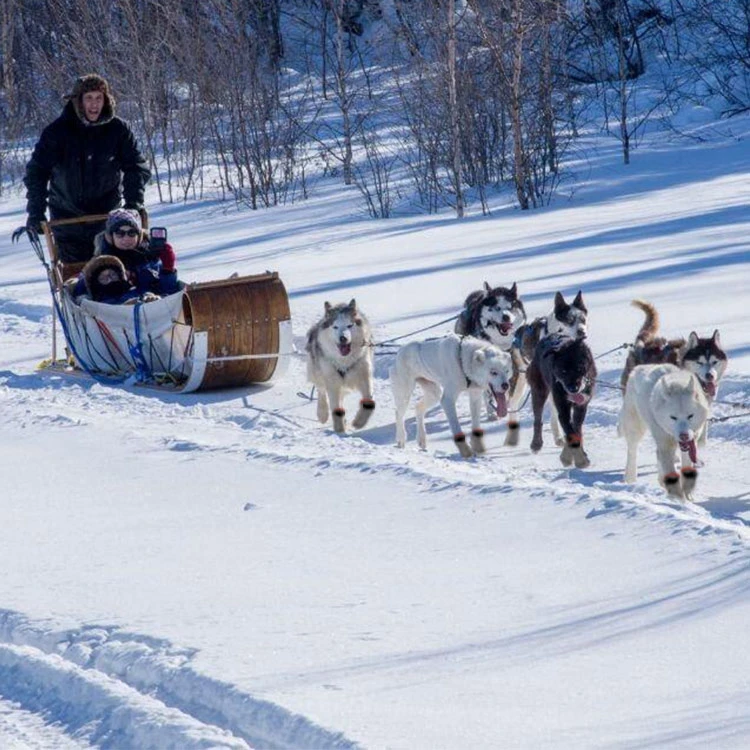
top-left (36, 215), bottom-right (292, 393)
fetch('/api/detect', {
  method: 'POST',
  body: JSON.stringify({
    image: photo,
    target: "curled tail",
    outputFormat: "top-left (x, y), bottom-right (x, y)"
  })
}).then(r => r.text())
top-left (631, 299), bottom-right (659, 344)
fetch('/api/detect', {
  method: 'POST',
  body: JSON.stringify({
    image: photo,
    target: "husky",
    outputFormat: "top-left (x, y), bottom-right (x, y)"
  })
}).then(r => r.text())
top-left (305, 299), bottom-right (375, 433)
top-left (510, 290), bottom-right (589, 447)
top-left (527, 335), bottom-right (597, 468)
top-left (619, 364), bottom-right (710, 500)
top-left (621, 300), bottom-right (727, 442)
top-left (390, 335), bottom-right (512, 458)
top-left (455, 281), bottom-right (528, 438)
top-left (455, 281), bottom-right (527, 349)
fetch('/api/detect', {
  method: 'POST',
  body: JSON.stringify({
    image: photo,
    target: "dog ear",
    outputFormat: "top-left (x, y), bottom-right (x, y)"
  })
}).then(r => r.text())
top-left (324, 301), bottom-right (332, 313)
top-left (509, 282), bottom-right (517, 298)
top-left (572, 290), bottom-right (586, 312)
top-left (554, 291), bottom-right (566, 311)
top-left (472, 349), bottom-right (486, 365)
top-left (687, 331), bottom-right (699, 349)
top-left (348, 298), bottom-right (357, 311)
top-left (484, 281), bottom-right (492, 293)
top-left (711, 329), bottom-right (721, 346)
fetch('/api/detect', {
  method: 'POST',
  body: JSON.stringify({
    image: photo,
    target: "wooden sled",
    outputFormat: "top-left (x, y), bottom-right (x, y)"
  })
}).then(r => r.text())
top-left (41, 215), bottom-right (292, 392)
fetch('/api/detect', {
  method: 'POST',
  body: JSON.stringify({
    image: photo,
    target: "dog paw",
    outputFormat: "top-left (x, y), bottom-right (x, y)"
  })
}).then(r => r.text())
top-left (485, 411), bottom-right (499, 422)
top-left (332, 408), bottom-right (346, 434)
top-left (454, 433), bottom-right (474, 458)
top-left (351, 399), bottom-right (375, 429)
top-left (559, 444), bottom-right (574, 467)
top-left (470, 428), bottom-right (486, 454)
top-left (504, 421), bottom-right (520, 447)
top-left (530, 437), bottom-right (543, 453)
top-left (572, 445), bottom-right (591, 469)
top-left (663, 472), bottom-right (684, 499)
top-left (317, 405), bottom-right (329, 423)
top-left (680, 466), bottom-right (698, 496)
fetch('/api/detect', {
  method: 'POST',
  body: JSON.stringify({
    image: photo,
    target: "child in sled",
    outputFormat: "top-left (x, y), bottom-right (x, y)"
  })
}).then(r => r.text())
top-left (80, 254), bottom-right (159, 305)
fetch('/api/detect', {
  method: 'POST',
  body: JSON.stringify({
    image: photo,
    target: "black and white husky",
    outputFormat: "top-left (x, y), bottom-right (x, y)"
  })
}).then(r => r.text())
top-left (510, 290), bottom-right (589, 446)
top-left (305, 299), bottom-right (375, 433)
top-left (455, 282), bottom-right (528, 439)
top-left (621, 300), bottom-right (727, 443)
top-left (527, 335), bottom-right (597, 468)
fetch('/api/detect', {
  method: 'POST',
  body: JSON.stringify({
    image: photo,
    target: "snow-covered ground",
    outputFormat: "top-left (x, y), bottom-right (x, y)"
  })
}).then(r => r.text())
top-left (1, 123), bottom-right (749, 748)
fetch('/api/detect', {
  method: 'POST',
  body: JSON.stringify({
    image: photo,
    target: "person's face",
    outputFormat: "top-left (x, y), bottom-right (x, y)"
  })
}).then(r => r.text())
top-left (82, 91), bottom-right (105, 122)
top-left (97, 268), bottom-right (121, 286)
top-left (112, 226), bottom-right (140, 249)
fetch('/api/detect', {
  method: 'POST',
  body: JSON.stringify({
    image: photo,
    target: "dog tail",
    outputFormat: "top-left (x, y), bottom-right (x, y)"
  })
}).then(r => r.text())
top-left (631, 299), bottom-right (659, 344)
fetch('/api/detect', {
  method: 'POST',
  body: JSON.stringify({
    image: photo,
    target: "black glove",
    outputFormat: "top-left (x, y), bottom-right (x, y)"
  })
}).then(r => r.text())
top-left (27, 216), bottom-right (44, 234)
top-left (11, 217), bottom-right (43, 244)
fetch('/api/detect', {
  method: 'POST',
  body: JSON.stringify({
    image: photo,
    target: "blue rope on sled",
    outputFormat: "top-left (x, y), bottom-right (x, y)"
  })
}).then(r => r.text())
top-left (129, 301), bottom-right (154, 383)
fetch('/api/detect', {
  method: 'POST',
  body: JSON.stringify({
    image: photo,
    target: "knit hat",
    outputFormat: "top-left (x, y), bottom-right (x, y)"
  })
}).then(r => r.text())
top-left (106, 208), bottom-right (142, 235)
top-left (67, 74), bottom-right (115, 123)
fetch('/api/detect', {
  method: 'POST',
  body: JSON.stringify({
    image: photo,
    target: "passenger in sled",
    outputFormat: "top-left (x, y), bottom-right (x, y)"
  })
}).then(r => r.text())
top-left (71, 208), bottom-right (181, 302)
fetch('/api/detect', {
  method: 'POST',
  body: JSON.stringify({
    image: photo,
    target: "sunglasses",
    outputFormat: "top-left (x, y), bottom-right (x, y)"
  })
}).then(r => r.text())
top-left (114, 228), bottom-right (139, 238)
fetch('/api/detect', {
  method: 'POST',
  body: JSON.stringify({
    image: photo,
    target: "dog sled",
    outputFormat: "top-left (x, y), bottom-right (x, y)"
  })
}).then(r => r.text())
top-left (32, 215), bottom-right (292, 393)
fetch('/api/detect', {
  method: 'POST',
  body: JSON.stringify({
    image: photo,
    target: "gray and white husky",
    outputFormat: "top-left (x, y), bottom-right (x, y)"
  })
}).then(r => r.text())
top-left (305, 299), bottom-right (375, 433)
top-left (619, 363), bottom-right (710, 500)
top-left (390, 334), bottom-right (512, 458)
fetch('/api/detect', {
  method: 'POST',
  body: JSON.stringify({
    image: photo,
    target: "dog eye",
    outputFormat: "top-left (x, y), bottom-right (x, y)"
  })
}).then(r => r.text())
top-left (670, 415), bottom-right (677, 420)
top-left (490, 370), bottom-right (498, 376)
top-left (688, 413), bottom-right (694, 420)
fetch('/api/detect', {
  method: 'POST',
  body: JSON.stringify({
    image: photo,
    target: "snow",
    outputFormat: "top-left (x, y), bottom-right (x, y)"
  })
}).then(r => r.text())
top-left (1, 124), bottom-right (749, 748)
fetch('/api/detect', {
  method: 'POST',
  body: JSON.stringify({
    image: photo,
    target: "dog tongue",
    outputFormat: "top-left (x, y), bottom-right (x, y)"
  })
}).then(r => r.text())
top-left (679, 438), bottom-right (698, 464)
top-left (498, 322), bottom-right (512, 335)
top-left (338, 343), bottom-right (351, 356)
top-left (493, 390), bottom-right (508, 418)
top-left (704, 381), bottom-right (716, 398)
top-left (568, 392), bottom-right (587, 405)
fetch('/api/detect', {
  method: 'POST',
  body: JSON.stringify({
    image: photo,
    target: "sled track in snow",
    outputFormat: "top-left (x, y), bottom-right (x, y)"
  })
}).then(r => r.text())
top-left (3, 363), bottom-right (750, 548)
top-left (0, 610), bottom-right (358, 750)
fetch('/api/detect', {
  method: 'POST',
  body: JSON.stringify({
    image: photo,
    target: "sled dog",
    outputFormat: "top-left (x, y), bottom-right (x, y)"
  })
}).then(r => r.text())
top-left (510, 290), bottom-right (589, 447)
top-left (455, 281), bottom-right (528, 437)
top-left (305, 299), bottom-right (375, 433)
top-left (527, 335), bottom-right (597, 468)
top-left (621, 300), bottom-right (726, 443)
top-left (390, 335), bottom-right (512, 458)
top-left (619, 363), bottom-right (710, 500)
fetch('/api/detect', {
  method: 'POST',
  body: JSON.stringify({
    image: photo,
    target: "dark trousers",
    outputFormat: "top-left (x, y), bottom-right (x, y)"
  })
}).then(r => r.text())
top-left (50, 219), bottom-right (106, 263)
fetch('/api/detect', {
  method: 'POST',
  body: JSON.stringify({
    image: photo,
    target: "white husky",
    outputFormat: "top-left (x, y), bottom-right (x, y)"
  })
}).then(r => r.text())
top-left (390, 335), bottom-right (512, 458)
top-left (305, 299), bottom-right (375, 433)
top-left (619, 364), bottom-right (709, 500)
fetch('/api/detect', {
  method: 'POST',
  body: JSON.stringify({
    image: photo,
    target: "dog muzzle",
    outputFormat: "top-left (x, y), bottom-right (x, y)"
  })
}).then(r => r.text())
top-left (494, 320), bottom-right (514, 336)
top-left (338, 342), bottom-right (352, 356)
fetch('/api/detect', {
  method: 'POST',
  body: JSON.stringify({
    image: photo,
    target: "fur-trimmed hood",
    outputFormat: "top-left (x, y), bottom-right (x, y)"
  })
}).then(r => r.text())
top-left (83, 254), bottom-right (131, 301)
top-left (64, 74), bottom-right (116, 126)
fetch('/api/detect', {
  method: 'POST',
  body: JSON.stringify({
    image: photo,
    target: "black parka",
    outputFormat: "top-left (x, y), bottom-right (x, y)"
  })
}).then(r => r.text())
top-left (24, 100), bottom-right (150, 222)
